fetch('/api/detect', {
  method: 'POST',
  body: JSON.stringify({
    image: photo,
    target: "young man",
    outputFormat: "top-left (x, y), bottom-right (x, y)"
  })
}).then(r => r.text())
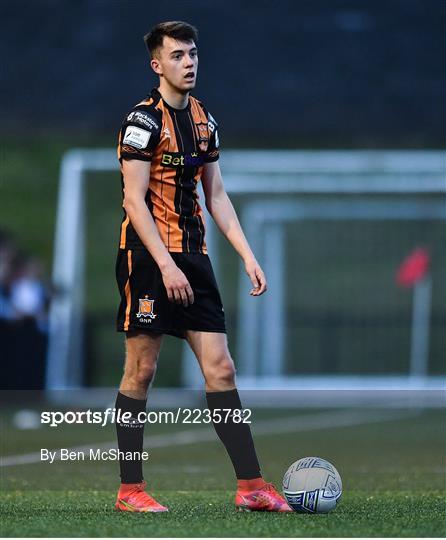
top-left (114, 21), bottom-right (291, 513)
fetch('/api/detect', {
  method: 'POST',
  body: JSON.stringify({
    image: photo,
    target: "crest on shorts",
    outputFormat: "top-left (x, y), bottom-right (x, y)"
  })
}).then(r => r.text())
top-left (136, 295), bottom-right (157, 320)
top-left (195, 122), bottom-right (209, 152)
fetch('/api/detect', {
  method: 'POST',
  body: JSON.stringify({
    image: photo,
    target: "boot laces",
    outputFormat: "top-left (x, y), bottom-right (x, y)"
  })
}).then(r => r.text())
top-left (262, 482), bottom-right (279, 494)
top-left (127, 482), bottom-right (157, 505)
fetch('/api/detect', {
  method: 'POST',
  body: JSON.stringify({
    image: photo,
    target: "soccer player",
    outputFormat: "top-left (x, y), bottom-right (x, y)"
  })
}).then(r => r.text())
top-left (114, 21), bottom-right (291, 513)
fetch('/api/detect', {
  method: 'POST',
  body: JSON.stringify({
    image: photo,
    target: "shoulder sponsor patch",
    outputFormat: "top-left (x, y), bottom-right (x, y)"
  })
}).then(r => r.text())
top-left (123, 126), bottom-right (151, 149)
top-left (127, 110), bottom-right (160, 131)
top-left (208, 112), bottom-right (218, 133)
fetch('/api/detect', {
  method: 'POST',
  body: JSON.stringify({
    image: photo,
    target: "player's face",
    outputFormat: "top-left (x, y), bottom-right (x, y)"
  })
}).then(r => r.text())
top-left (152, 37), bottom-right (198, 93)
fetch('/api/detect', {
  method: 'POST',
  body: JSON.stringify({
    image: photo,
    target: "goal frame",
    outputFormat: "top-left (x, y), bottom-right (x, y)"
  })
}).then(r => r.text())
top-left (46, 150), bottom-right (446, 392)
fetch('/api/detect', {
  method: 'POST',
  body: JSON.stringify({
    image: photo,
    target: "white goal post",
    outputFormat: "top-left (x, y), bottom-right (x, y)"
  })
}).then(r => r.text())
top-left (46, 150), bottom-right (446, 394)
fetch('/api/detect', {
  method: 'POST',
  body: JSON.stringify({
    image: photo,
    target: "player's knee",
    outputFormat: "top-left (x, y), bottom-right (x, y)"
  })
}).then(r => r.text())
top-left (135, 360), bottom-right (157, 387)
top-left (123, 352), bottom-right (158, 389)
top-left (205, 355), bottom-right (236, 389)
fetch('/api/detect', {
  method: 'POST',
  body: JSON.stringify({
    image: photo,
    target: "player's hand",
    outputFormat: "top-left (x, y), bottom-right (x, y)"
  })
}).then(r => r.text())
top-left (245, 258), bottom-right (267, 296)
top-left (161, 264), bottom-right (194, 306)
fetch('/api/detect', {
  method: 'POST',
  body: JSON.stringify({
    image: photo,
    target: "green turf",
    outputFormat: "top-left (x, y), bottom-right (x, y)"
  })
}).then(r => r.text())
top-left (1, 408), bottom-right (445, 536)
top-left (1, 490), bottom-right (445, 537)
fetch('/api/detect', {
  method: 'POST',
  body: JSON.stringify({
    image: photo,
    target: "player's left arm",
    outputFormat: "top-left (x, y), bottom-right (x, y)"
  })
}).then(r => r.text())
top-left (202, 161), bottom-right (267, 296)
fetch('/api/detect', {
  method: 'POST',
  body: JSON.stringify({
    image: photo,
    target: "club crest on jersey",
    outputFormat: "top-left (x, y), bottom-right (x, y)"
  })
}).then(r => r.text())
top-left (195, 123), bottom-right (209, 152)
top-left (136, 296), bottom-right (157, 321)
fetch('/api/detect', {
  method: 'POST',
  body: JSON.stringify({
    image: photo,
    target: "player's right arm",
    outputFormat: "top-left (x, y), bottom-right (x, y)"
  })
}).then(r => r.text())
top-left (121, 159), bottom-right (194, 306)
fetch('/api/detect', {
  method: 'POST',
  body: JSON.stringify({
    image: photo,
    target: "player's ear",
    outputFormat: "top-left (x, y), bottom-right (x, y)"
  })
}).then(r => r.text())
top-left (151, 57), bottom-right (162, 76)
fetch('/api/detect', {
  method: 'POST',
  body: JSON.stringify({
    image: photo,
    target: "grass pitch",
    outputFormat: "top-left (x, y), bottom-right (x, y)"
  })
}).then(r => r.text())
top-left (3, 490), bottom-right (444, 538)
top-left (1, 407), bottom-right (445, 537)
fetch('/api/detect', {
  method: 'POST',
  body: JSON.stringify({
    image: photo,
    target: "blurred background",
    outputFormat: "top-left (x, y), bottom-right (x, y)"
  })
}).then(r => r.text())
top-left (1, 0), bottom-right (445, 394)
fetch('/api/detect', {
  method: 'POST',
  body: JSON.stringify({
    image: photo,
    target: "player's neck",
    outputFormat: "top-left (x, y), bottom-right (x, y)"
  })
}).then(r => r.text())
top-left (157, 82), bottom-right (189, 110)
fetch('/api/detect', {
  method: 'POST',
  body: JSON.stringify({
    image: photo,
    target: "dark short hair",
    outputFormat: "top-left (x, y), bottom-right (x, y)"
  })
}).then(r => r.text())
top-left (144, 21), bottom-right (198, 58)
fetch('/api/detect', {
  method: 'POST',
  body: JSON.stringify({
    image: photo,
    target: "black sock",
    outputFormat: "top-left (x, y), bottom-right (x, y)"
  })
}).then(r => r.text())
top-left (115, 391), bottom-right (146, 484)
top-left (206, 388), bottom-right (261, 480)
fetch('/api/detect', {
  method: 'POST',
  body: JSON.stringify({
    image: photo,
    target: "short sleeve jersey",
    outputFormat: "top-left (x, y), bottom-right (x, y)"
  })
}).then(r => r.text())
top-left (117, 88), bottom-right (219, 254)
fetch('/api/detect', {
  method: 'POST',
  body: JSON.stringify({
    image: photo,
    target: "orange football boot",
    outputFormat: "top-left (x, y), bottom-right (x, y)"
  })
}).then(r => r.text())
top-left (115, 481), bottom-right (168, 513)
top-left (235, 481), bottom-right (292, 512)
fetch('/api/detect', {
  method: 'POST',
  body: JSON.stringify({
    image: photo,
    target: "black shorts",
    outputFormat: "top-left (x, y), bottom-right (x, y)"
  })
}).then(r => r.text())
top-left (116, 249), bottom-right (226, 338)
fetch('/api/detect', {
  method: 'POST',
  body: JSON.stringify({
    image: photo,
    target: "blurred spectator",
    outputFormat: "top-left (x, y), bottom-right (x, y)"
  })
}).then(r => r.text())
top-left (0, 230), bottom-right (49, 389)
top-left (0, 231), bottom-right (15, 319)
top-left (10, 256), bottom-right (48, 332)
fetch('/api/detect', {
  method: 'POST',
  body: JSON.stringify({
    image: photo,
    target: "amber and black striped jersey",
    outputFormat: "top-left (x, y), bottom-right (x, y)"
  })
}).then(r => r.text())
top-left (117, 88), bottom-right (219, 254)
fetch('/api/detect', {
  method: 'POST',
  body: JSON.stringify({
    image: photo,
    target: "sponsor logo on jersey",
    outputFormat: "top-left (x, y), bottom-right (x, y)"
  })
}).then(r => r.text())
top-left (123, 126), bottom-right (151, 149)
top-left (208, 112), bottom-right (218, 128)
top-left (136, 296), bottom-right (157, 321)
top-left (161, 151), bottom-right (204, 168)
top-left (127, 111), bottom-right (160, 131)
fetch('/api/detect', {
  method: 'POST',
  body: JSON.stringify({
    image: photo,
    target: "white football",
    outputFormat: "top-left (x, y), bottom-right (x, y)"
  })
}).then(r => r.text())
top-left (282, 456), bottom-right (342, 513)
